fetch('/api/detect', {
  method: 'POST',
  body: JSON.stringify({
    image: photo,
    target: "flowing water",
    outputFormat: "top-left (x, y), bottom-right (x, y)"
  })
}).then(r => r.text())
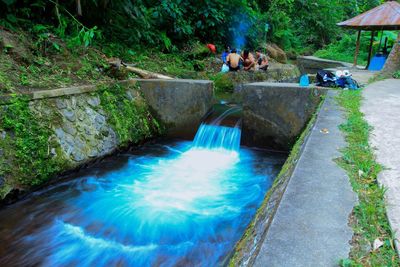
top-left (0, 106), bottom-right (286, 267)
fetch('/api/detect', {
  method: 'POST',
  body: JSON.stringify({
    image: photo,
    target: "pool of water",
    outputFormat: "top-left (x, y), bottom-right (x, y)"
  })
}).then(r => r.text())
top-left (0, 140), bottom-right (286, 266)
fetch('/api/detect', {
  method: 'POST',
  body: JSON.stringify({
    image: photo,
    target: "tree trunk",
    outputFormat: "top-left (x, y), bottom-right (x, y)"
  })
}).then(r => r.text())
top-left (76, 0), bottom-right (82, 16)
top-left (121, 64), bottom-right (173, 80)
top-left (382, 32), bottom-right (400, 77)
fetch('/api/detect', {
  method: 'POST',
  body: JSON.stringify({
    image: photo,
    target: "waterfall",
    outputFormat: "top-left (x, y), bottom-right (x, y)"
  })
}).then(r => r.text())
top-left (192, 106), bottom-right (242, 152)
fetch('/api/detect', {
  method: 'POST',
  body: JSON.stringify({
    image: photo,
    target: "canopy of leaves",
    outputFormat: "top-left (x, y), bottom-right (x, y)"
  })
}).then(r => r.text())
top-left (0, 0), bottom-right (390, 52)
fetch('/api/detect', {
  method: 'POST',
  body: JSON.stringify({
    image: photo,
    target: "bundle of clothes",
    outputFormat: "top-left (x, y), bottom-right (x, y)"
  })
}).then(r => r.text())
top-left (316, 69), bottom-right (359, 90)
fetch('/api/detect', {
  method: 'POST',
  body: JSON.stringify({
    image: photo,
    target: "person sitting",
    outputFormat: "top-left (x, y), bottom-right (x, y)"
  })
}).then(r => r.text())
top-left (242, 50), bottom-right (256, 71)
top-left (221, 45), bottom-right (231, 64)
top-left (226, 48), bottom-right (243, 72)
top-left (256, 49), bottom-right (269, 71)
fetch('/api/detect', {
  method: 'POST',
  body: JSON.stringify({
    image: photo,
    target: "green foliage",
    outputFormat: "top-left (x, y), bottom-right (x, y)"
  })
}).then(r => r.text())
top-left (98, 83), bottom-right (163, 146)
top-left (0, 0), bottom-right (390, 53)
top-left (393, 70), bottom-right (400, 79)
top-left (315, 31), bottom-right (398, 65)
top-left (337, 90), bottom-right (399, 266)
top-left (211, 73), bottom-right (234, 95)
top-left (315, 33), bottom-right (369, 65)
top-left (0, 95), bottom-right (65, 186)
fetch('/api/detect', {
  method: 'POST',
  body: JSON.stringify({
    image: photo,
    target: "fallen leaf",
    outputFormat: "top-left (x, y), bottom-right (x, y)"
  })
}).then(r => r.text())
top-left (320, 128), bottom-right (329, 134)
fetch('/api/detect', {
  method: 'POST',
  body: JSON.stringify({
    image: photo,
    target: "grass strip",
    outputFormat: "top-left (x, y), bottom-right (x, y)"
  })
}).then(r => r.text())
top-left (337, 90), bottom-right (399, 267)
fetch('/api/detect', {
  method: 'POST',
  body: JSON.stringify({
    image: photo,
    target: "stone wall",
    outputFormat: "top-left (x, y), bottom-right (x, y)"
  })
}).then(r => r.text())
top-left (30, 93), bottom-right (120, 163)
top-left (0, 79), bottom-right (214, 201)
top-left (240, 82), bottom-right (327, 150)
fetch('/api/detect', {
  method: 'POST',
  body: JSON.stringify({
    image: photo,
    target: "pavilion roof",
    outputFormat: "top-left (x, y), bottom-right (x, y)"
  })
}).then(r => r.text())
top-left (337, 1), bottom-right (400, 30)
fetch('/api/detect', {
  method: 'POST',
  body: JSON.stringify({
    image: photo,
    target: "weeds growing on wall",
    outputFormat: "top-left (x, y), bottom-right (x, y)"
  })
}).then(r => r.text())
top-left (98, 83), bottom-right (163, 146)
top-left (337, 90), bottom-right (399, 267)
top-left (0, 95), bottom-right (65, 187)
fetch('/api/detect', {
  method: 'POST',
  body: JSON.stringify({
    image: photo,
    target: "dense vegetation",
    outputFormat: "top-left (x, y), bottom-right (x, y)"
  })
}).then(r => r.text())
top-left (0, 0), bottom-right (394, 54)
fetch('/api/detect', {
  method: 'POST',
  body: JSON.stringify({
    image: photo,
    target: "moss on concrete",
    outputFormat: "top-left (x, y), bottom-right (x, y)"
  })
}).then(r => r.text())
top-left (98, 83), bottom-right (163, 146)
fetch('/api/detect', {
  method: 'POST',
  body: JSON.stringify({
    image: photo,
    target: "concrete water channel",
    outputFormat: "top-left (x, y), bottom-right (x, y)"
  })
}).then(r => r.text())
top-left (0, 78), bottom-right (357, 266)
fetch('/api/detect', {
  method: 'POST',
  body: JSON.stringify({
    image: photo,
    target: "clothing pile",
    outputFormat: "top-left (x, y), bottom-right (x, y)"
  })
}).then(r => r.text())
top-left (316, 70), bottom-right (359, 90)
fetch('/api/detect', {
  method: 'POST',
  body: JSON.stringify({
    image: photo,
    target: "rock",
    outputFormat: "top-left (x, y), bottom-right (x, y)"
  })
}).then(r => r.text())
top-left (100, 128), bottom-right (110, 137)
top-left (1, 131), bottom-right (6, 139)
top-left (62, 109), bottom-right (76, 122)
top-left (88, 149), bottom-right (99, 158)
top-left (84, 126), bottom-right (93, 135)
top-left (71, 97), bottom-right (77, 109)
top-left (71, 150), bottom-right (85, 162)
top-left (0, 176), bottom-right (4, 187)
top-left (266, 44), bottom-right (287, 64)
top-left (50, 148), bottom-right (57, 157)
top-left (87, 97), bottom-right (100, 107)
top-left (95, 114), bottom-right (106, 125)
top-left (62, 122), bottom-right (77, 136)
top-left (85, 106), bottom-right (96, 117)
top-left (126, 91), bottom-right (135, 101)
top-left (54, 128), bottom-right (65, 140)
top-left (55, 99), bottom-right (67, 109)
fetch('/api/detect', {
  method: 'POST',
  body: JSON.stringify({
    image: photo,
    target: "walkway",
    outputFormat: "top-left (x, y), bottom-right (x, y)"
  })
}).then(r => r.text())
top-left (361, 79), bottom-right (400, 254)
top-left (254, 91), bottom-right (357, 266)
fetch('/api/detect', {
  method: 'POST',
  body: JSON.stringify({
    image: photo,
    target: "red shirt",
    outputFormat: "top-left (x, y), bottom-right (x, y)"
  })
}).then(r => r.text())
top-left (206, 44), bottom-right (216, 54)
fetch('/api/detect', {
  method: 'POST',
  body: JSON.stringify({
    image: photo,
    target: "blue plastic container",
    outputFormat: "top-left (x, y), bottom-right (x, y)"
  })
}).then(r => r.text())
top-left (299, 74), bottom-right (309, 87)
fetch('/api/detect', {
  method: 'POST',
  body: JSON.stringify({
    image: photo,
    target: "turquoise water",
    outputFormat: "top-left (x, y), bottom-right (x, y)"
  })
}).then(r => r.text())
top-left (0, 123), bottom-right (285, 266)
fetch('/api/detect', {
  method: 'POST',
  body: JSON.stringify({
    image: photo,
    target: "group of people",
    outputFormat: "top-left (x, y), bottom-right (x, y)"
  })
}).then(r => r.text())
top-left (221, 46), bottom-right (269, 72)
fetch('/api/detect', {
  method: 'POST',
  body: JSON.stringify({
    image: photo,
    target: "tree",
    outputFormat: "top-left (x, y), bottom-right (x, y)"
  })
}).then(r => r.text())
top-left (382, 32), bottom-right (400, 77)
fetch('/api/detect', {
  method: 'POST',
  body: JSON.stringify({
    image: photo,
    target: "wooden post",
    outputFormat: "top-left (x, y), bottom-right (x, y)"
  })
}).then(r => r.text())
top-left (354, 30), bottom-right (361, 66)
top-left (366, 31), bottom-right (375, 69)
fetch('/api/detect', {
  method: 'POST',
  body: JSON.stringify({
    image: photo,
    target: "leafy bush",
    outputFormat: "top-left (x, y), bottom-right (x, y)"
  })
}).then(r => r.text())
top-left (394, 70), bottom-right (400, 79)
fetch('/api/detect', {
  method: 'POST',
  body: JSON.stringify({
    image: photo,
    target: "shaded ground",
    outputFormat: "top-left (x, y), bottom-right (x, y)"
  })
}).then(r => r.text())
top-left (361, 79), bottom-right (400, 255)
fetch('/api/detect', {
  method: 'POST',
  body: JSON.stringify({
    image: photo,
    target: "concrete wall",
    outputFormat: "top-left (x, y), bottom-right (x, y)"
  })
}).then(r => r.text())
top-left (240, 82), bottom-right (326, 150)
top-left (0, 79), bottom-right (214, 200)
top-left (137, 79), bottom-right (214, 139)
top-left (297, 56), bottom-right (350, 75)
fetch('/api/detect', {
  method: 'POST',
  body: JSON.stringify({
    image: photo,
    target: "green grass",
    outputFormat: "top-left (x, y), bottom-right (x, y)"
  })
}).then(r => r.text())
top-left (314, 33), bottom-right (370, 66)
top-left (337, 90), bottom-right (399, 267)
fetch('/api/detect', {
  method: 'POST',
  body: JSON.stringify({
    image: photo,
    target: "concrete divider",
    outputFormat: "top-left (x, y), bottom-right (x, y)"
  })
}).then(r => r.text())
top-left (240, 82), bottom-right (327, 150)
top-left (136, 79), bottom-right (214, 139)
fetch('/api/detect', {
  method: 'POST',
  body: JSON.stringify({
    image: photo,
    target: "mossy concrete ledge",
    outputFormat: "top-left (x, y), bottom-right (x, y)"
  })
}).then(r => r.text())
top-left (240, 82), bottom-right (327, 150)
top-left (136, 79), bottom-right (214, 139)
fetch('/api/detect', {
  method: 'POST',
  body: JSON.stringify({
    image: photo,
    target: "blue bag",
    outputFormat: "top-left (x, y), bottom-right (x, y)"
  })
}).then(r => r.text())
top-left (299, 75), bottom-right (309, 87)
